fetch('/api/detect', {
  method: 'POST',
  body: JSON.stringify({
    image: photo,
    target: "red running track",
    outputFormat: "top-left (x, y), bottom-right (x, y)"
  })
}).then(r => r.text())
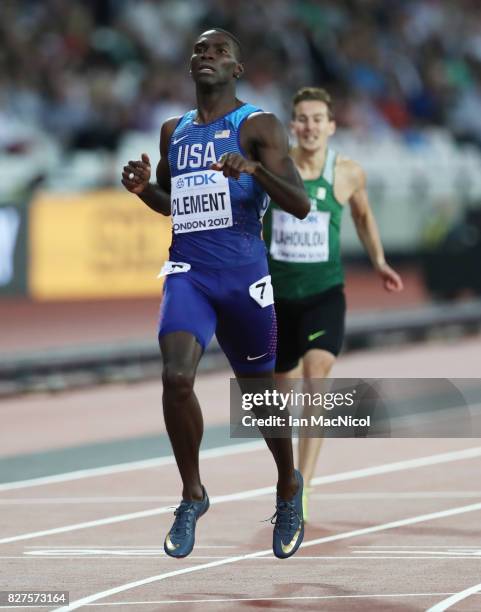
top-left (1, 336), bottom-right (481, 611)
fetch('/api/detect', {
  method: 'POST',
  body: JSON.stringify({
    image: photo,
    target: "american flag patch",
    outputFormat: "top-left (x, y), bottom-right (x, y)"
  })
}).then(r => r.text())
top-left (214, 130), bottom-right (230, 139)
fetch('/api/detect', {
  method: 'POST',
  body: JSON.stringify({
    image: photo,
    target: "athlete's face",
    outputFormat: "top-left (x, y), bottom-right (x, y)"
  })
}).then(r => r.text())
top-left (291, 100), bottom-right (335, 152)
top-left (190, 31), bottom-right (243, 86)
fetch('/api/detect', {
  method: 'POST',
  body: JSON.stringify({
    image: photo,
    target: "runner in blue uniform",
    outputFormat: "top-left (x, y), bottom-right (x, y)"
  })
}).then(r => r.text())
top-left (121, 29), bottom-right (310, 559)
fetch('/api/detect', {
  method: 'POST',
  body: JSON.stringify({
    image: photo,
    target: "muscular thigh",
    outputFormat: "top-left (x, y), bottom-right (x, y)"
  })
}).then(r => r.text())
top-left (158, 270), bottom-right (217, 353)
top-left (215, 260), bottom-right (277, 374)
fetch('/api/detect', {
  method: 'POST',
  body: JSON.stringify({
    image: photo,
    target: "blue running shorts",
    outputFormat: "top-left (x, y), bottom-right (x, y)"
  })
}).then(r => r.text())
top-left (158, 258), bottom-right (277, 373)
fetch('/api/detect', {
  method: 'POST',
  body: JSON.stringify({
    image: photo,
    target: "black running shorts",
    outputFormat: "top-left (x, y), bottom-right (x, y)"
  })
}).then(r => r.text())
top-left (274, 284), bottom-right (346, 373)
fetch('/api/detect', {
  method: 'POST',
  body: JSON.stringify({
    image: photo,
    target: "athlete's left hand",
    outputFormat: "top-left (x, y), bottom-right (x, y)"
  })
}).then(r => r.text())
top-left (376, 263), bottom-right (404, 292)
top-left (211, 153), bottom-right (259, 179)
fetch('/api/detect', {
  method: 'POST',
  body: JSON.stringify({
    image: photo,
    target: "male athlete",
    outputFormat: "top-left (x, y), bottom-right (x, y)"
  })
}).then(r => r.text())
top-left (121, 30), bottom-right (310, 559)
top-left (264, 87), bottom-right (403, 518)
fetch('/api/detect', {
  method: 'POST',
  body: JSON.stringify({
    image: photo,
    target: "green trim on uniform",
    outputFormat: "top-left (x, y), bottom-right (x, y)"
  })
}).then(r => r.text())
top-left (264, 148), bottom-right (345, 300)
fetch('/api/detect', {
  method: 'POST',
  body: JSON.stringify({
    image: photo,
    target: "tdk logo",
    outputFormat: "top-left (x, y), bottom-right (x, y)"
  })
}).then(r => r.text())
top-left (178, 173), bottom-right (217, 188)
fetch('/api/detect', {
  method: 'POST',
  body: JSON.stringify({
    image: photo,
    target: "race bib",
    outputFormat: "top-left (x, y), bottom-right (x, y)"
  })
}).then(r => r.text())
top-left (249, 275), bottom-right (274, 308)
top-left (157, 261), bottom-right (191, 278)
top-left (171, 170), bottom-right (233, 234)
top-left (270, 209), bottom-right (330, 263)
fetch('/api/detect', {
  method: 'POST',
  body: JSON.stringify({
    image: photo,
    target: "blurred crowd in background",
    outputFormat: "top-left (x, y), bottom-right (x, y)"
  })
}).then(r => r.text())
top-left (1, 0), bottom-right (481, 153)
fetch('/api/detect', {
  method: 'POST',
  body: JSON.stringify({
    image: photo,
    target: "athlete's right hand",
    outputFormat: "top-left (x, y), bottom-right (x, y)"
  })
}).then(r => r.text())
top-left (122, 153), bottom-right (151, 194)
top-left (376, 262), bottom-right (404, 292)
top-left (211, 153), bottom-right (259, 179)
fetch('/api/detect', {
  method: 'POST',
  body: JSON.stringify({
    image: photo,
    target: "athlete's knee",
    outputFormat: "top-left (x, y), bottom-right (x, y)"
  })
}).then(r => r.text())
top-left (162, 365), bottom-right (195, 402)
top-left (305, 363), bottom-right (331, 379)
top-left (303, 350), bottom-right (336, 379)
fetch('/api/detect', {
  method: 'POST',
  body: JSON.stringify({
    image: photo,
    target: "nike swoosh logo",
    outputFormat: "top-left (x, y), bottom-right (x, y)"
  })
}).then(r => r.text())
top-left (280, 525), bottom-right (302, 555)
top-left (308, 330), bottom-right (326, 342)
top-left (172, 134), bottom-right (188, 145)
top-left (165, 533), bottom-right (179, 551)
top-left (246, 352), bottom-right (269, 361)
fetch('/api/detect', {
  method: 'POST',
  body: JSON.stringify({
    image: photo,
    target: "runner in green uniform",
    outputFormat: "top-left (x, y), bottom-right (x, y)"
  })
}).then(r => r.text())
top-left (264, 87), bottom-right (403, 519)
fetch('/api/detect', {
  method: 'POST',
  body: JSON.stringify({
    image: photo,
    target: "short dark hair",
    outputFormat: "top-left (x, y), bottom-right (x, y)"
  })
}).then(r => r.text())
top-left (292, 87), bottom-right (335, 120)
top-left (200, 28), bottom-right (242, 61)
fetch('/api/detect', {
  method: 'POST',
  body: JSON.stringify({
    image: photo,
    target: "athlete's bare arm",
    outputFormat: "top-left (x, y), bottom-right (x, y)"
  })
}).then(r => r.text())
top-left (121, 117), bottom-right (179, 216)
top-left (211, 113), bottom-right (310, 219)
top-left (339, 158), bottom-right (403, 292)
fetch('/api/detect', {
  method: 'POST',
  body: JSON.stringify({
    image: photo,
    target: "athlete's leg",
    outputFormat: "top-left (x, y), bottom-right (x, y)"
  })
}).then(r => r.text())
top-left (275, 361), bottom-right (304, 402)
top-left (274, 362), bottom-right (303, 486)
top-left (298, 349), bottom-right (336, 487)
top-left (235, 369), bottom-right (298, 500)
top-left (214, 262), bottom-right (298, 499)
top-left (274, 298), bottom-right (305, 493)
top-left (158, 273), bottom-right (217, 501)
top-left (216, 262), bottom-right (303, 556)
top-left (275, 362), bottom-right (303, 380)
top-left (235, 368), bottom-right (303, 559)
top-left (293, 286), bottom-right (346, 520)
top-left (160, 331), bottom-right (205, 501)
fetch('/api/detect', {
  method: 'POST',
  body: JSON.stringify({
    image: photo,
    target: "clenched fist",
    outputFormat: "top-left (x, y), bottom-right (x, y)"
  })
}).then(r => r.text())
top-left (122, 153), bottom-right (151, 194)
top-left (210, 152), bottom-right (259, 180)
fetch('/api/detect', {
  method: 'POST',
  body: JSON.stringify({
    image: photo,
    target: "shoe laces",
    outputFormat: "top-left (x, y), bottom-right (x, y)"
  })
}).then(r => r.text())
top-left (269, 500), bottom-right (301, 535)
top-left (171, 501), bottom-right (196, 537)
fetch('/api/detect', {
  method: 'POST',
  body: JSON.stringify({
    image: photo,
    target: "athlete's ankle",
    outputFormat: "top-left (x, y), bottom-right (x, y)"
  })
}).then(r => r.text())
top-left (182, 484), bottom-right (204, 502)
top-left (277, 473), bottom-right (298, 499)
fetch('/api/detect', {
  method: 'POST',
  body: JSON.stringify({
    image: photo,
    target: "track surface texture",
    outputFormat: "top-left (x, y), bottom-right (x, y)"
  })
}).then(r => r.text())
top-left (2, 334), bottom-right (481, 611)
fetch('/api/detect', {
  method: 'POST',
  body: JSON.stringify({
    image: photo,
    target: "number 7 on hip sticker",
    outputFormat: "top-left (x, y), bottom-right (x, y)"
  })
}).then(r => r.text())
top-left (249, 275), bottom-right (274, 307)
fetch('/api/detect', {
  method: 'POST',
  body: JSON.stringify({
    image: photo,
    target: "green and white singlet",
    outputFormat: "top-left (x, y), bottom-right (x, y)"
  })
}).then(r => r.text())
top-left (264, 148), bottom-right (344, 300)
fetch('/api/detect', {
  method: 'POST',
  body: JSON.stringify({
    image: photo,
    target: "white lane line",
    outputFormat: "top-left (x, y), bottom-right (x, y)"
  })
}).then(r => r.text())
top-left (0, 505), bottom-right (176, 545)
top-left (310, 446), bottom-right (481, 491)
top-left (0, 593), bottom-right (469, 609)
top-left (427, 582), bottom-right (481, 611)
top-left (353, 545), bottom-right (481, 548)
top-left (79, 593), bottom-right (468, 606)
top-left (0, 441), bottom-right (265, 492)
top-left (311, 492), bottom-right (481, 499)
top-left (352, 550), bottom-right (481, 557)
top-left (25, 545), bottom-right (236, 549)
top-left (0, 497), bottom-right (181, 505)
top-left (6, 555), bottom-right (481, 561)
top-left (2, 443), bottom-right (481, 493)
top-left (54, 501), bottom-right (481, 611)
top-left (3, 491), bottom-right (481, 505)
top-left (83, 592), bottom-right (480, 606)
top-left (3, 491), bottom-right (481, 506)
top-left (3, 445), bottom-right (481, 545)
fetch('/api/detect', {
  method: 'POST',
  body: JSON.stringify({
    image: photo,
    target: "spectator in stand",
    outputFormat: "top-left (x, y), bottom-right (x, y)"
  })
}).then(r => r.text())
top-left (0, 0), bottom-right (480, 150)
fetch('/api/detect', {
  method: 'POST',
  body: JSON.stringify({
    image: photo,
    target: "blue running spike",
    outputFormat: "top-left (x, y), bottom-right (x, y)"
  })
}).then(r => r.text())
top-left (164, 487), bottom-right (209, 558)
top-left (272, 470), bottom-right (304, 559)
